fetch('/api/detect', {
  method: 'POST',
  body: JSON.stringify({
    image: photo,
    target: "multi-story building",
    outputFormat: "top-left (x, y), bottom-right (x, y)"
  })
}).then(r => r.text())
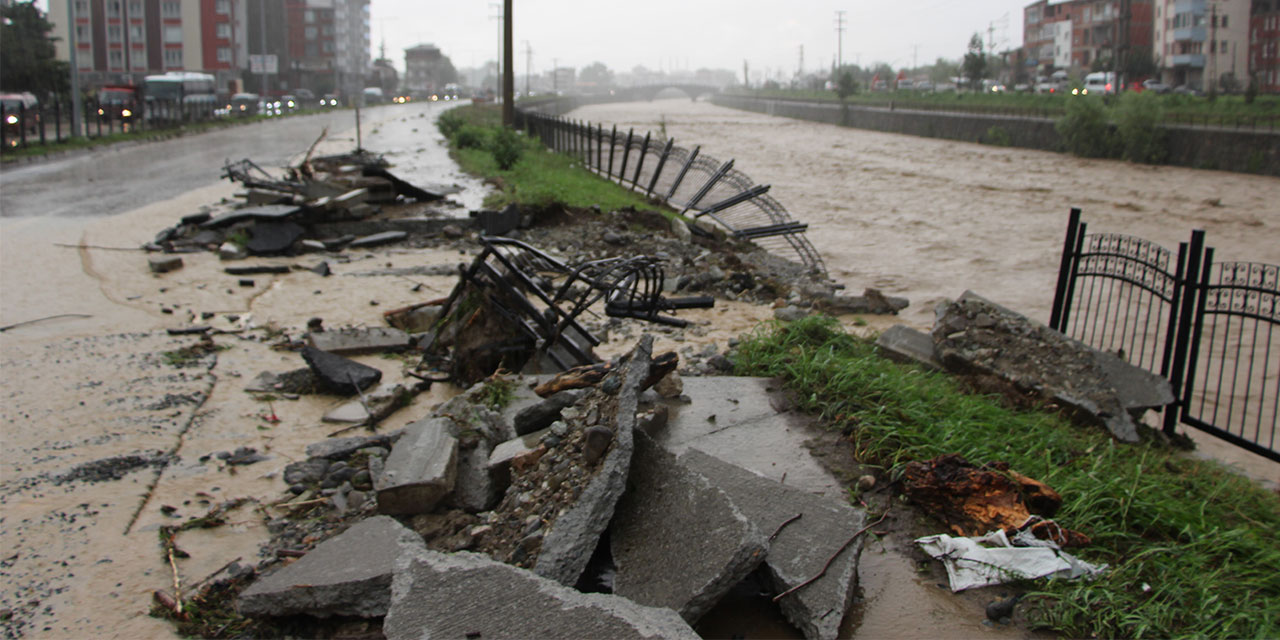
top-left (1024, 0), bottom-right (1153, 79)
top-left (403, 44), bottom-right (456, 95)
top-left (1249, 0), bottom-right (1280, 92)
top-left (1153, 0), bottom-right (1250, 91)
top-left (48, 0), bottom-right (368, 98)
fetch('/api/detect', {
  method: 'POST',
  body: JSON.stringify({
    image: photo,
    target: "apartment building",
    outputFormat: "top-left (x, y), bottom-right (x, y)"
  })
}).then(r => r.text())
top-left (403, 44), bottom-right (455, 94)
top-left (1025, 0), bottom-right (1154, 75)
top-left (48, 0), bottom-right (369, 98)
top-left (1250, 0), bottom-right (1280, 91)
top-left (1152, 0), bottom-right (1250, 90)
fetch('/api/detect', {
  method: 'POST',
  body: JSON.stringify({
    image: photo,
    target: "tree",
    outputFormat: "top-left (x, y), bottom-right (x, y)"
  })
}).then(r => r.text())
top-left (579, 62), bottom-right (613, 88)
top-left (835, 68), bottom-right (857, 99)
top-left (1, 3), bottom-right (69, 98)
top-left (1122, 47), bottom-right (1157, 79)
top-left (930, 58), bottom-right (960, 84)
top-left (962, 34), bottom-right (986, 91)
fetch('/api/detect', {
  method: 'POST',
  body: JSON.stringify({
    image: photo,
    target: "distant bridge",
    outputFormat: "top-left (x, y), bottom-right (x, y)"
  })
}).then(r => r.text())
top-left (609, 84), bottom-right (720, 102)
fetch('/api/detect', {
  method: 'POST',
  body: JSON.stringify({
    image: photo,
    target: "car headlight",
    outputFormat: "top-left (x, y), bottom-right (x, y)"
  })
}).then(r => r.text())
top-left (98, 108), bottom-right (105, 115)
top-left (5, 115), bottom-right (17, 124)
top-left (287, 100), bottom-right (295, 108)
top-left (121, 109), bottom-right (132, 117)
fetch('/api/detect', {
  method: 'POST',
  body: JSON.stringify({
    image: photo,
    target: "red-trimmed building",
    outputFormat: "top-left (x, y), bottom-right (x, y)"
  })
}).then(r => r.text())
top-left (1251, 0), bottom-right (1280, 92)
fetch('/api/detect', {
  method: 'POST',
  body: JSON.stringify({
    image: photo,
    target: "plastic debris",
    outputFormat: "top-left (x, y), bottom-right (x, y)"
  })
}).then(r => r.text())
top-left (915, 527), bottom-right (1107, 592)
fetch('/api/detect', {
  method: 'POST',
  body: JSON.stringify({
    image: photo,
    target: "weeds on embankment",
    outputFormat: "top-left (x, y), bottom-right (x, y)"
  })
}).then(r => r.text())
top-left (733, 316), bottom-right (1280, 639)
top-left (438, 105), bottom-right (655, 213)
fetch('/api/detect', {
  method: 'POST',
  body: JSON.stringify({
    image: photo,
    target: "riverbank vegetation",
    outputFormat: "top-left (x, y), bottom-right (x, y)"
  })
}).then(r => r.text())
top-left (437, 104), bottom-right (654, 212)
top-left (733, 316), bottom-right (1280, 639)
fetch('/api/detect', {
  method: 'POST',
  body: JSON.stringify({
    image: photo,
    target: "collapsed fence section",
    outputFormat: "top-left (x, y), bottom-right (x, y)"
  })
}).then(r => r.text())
top-left (516, 110), bottom-right (827, 277)
top-left (1051, 207), bottom-right (1279, 462)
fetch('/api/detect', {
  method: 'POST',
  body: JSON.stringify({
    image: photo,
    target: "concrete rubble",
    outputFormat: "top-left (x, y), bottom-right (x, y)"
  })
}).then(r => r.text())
top-left (610, 431), bottom-right (767, 622)
top-left (681, 449), bottom-right (867, 639)
top-left (386, 545), bottom-right (699, 640)
top-left (375, 416), bottom-right (458, 515)
top-left (306, 326), bottom-right (411, 356)
top-left (930, 291), bottom-right (1175, 442)
top-left (300, 345), bottom-right (382, 394)
top-left (238, 516), bottom-right (421, 618)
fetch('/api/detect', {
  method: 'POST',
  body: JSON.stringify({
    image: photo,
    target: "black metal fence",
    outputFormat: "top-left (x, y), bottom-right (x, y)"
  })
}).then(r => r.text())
top-left (2, 97), bottom-right (225, 152)
top-left (515, 109), bottom-right (826, 276)
top-left (1051, 207), bottom-right (1279, 461)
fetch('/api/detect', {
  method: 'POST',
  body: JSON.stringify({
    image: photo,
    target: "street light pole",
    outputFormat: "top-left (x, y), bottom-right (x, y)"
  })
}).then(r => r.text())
top-left (502, 0), bottom-right (513, 126)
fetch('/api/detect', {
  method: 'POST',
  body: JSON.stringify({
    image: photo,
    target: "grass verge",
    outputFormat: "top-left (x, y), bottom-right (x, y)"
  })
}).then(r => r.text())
top-left (733, 316), bottom-right (1280, 639)
top-left (439, 104), bottom-right (657, 212)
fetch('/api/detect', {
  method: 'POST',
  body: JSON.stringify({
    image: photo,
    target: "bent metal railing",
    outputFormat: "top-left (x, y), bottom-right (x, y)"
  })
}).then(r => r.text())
top-left (1051, 208), bottom-right (1279, 462)
top-left (515, 109), bottom-right (827, 276)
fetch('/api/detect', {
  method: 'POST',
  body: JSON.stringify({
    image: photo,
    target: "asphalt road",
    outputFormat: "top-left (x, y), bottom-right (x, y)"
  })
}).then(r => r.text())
top-left (0, 104), bottom-right (418, 218)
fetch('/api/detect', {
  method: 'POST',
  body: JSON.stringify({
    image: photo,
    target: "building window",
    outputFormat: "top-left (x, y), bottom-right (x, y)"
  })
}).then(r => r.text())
top-left (129, 1), bottom-right (142, 15)
top-left (216, 0), bottom-right (229, 14)
top-left (304, 10), bottom-right (315, 22)
top-left (162, 1), bottom-right (180, 18)
top-left (322, 24), bottom-right (333, 35)
top-left (109, 50), bottom-right (124, 67)
top-left (305, 26), bottom-right (317, 39)
top-left (217, 47), bottom-right (231, 62)
top-left (108, 24), bottom-right (122, 41)
top-left (305, 43), bottom-right (317, 56)
top-left (129, 24), bottom-right (143, 40)
top-left (216, 23), bottom-right (230, 38)
top-left (108, 1), bottom-right (121, 17)
top-left (164, 25), bottom-right (182, 43)
top-left (1221, 16), bottom-right (1227, 28)
top-left (164, 47), bottom-right (182, 66)
top-left (322, 41), bottom-right (334, 53)
top-left (76, 24), bottom-right (91, 42)
top-left (133, 53), bottom-right (147, 69)
top-left (74, 0), bottom-right (88, 14)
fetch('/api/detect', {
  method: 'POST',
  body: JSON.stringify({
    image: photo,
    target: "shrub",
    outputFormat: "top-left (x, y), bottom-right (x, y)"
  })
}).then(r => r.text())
top-left (488, 126), bottom-right (523, 170)
top-left (1114, 91), bottom-right (1166, 164)
top-left (1056, 97), bottom-right (1114, 158)
top-left (437, 110), bottom-right (465, 138)
top-left (452, 124), bottom-right (489, 150)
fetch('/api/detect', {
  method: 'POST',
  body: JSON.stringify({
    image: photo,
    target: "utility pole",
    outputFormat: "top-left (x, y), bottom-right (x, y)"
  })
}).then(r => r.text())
top-left (502, 0), bottom-right (513, 126)
top-left (489, 3), bottom-right (502, 97)
top-left (552, 57), bottom-right (558, 93)
top-left (522, 40), bottom-right (532, 96)
top-left (797, 45), bottom-right (804, 85)
top-left (743, 59), bottom-right (749, 88)
top-left (66, 0), bottom-right (83, 138)
top-left (834, 10), bottom-right (846, 71)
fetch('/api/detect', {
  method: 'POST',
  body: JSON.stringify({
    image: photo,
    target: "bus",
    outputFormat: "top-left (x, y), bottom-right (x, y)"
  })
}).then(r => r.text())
top-left (142, 72), bottom-right (218, 122)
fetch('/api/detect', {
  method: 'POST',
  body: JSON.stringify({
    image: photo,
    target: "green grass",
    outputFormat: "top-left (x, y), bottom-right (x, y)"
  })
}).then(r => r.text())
top-left (734, 316), bottom-right (1280, 639)
top-left (442, 104), bottom-right (658, 212)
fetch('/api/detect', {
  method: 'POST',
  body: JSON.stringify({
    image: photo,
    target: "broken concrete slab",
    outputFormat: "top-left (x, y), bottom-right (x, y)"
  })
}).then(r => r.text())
top-left (385, 546), bottom-right (699, 640)
top-left (202, 204), bottom-right (301, 229)
top-left (332, 188), bottom-right (369, 209)
top-left (531, 336), bottom-right (652, 587)
top-left (375, 416), bottom-right (458, 515)
top-left (245, 221), bottom-right (305, 256)
top-left (681, 449), bottom-right (867, 639)
top-left (238, 515), bottom-right (421, 618)
top-left (932, 291), bottom-right (1173, 443)
top-left (300, 346), bottom-right (382, 394)
top-left (449, 440), bottom-right (499, 512)
top-left (512, 388), bottom-right (586, 436)
top-left (347, 230), bottom-right (407, 249)
top-left (875, 324), bottom-right (943, 371)
top-left (611, 431), bottom-right (767, 622)
top-left (305, 431), bottom-right (400, 460)
top-left (322, 384), bottom-right (409, 424)
top-left (306, 326), bottom-right (410, 356)
top-left (473, 204), bottom-right (521, 236)
top-left (488, 427), bottom-right (553, 473)
top-left (649, 376), bottom-right (844, 499)
top-left (224, 265), bottom-right (291, 275)
top-left (148, 255), bottom-right (184, 274)
top-left (816, 288), bottom-right (910, 315)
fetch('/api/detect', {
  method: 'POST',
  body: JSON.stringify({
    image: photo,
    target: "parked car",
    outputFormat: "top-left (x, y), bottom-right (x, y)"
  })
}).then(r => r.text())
top-left (295, 88), bottom-right (315, 102)
top-left (96, 86), bottom-right (138, 122)
top-left (320, 94), bottom-right (340, 107)
top-left (1142, 79), bottom-right (1172, 94)
top-left (279, 94), bottom-right (300, 113)
top-left (362, 87), bottom-right (385, 105)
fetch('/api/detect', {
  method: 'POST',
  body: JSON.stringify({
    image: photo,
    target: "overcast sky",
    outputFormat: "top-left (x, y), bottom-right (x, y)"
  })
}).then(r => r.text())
top-left (373, 0), bottom-right (1025, 77)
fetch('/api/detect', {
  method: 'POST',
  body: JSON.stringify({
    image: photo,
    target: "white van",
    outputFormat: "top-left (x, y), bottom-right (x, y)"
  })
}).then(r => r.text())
top-left (1083, 72), bottom-right (1115, 95)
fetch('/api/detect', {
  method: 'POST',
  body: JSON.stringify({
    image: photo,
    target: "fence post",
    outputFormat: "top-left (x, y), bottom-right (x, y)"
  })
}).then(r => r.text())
top-left (596, 123), bottom-right (603, 171)
top-left (607, 125), bottom-right (617, 178)
top-left (38, 103), bottom-right (47, 145)
top-left (618, 128), bottom-right (634, 183)
top-left (631, 132), bottom-right (651, 189)
top-left (665, 145), bottom-right (701, 202)
top-left (646, 138), bottom-right (675, 198)
top-left (1049, 208), bottom-right (1083, 330)
top-left (55, 99), bottom-right (62, 142)
top-left (680, 159), bottom-right (735, 216)
top-left (1, 104), bottom-right (8, 148)
top-left (1164, 230), bottom-right (1208, 434)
